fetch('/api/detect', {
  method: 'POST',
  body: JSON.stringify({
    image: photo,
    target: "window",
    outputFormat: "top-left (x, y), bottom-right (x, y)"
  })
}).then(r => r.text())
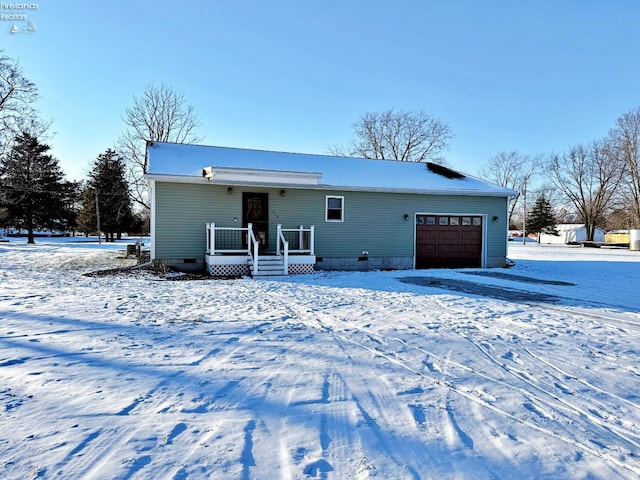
top-left (326, 196), bottom-right (344, 222)
top-left (439, 216), bottom-right (449, 225)
top-left (450, 217), bottom-right (459, 225)
top-left (426, 216), bottom-right (436, 225)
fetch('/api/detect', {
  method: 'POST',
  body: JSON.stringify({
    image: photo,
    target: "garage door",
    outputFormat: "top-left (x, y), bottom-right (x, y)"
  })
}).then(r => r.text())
top-left (415, 215), bottom-right (483, 268)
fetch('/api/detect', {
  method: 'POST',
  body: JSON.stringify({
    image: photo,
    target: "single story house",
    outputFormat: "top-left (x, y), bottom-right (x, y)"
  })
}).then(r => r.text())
top-left (539, 224), bottom-right (605, 244)
top-left (145, 142), bottom-right (516, 276)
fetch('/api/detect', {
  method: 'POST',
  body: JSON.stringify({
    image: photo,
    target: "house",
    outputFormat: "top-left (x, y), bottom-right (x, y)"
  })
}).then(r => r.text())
top-left (539, 224), bottom-right (606, 244)
top-left (145, 142), bottom-right (517, 276)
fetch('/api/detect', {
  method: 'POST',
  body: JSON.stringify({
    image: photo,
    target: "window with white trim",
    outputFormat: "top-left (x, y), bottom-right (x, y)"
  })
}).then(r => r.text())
top-left (325, 195), bottom-right (344, 222)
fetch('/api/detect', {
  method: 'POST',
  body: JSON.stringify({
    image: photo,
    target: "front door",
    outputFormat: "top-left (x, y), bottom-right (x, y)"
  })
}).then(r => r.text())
top-left (243, 192), bottom-right (268, 251)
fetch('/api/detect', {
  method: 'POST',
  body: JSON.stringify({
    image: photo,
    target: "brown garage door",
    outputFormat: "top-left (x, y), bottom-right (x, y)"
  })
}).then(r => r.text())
top-left (416, 215), bottom-right (483, 268)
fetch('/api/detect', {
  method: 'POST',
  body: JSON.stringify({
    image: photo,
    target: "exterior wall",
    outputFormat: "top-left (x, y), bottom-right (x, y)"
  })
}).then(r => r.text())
top-left (152, 181), bottom-right (510, 270)
top-left (605, 232), bottom-right (630, 244)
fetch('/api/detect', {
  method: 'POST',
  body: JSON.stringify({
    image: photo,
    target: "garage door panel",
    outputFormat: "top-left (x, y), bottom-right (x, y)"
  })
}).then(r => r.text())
top-left (438, 244), bottom-right (460, 254)
top-left (417, 244), bottom-right (437, 255)
top-left (438, 230), bottom-right (461, 241)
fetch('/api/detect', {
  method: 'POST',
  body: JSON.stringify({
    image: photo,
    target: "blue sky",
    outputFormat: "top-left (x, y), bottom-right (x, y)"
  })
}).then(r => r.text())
top-left (4, 0), bottom-right (640, 180)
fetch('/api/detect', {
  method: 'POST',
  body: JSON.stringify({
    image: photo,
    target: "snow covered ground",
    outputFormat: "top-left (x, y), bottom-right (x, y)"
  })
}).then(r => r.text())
top-left (1, 238), bottom-right (640, 479)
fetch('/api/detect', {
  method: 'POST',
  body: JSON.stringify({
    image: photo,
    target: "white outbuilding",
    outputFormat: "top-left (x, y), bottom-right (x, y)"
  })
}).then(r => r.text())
top-left (539, 224), bottom-right (605, 244)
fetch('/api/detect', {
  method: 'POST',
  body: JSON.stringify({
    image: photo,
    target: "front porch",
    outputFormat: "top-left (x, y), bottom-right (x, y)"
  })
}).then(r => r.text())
top-left (205, 223), bottom-right (315, 276)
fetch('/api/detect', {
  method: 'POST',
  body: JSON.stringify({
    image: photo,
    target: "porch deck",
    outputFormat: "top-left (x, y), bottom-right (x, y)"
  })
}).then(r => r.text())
top-left (205, 223), bottom-right (315, 276)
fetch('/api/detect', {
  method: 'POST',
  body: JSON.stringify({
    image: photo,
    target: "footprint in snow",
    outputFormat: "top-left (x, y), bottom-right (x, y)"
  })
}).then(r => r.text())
top-left (502, 351), bottom-right (522, 364)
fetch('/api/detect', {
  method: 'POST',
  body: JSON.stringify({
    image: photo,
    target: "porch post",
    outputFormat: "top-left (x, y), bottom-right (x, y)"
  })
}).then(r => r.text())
top-left (299, 225), bottom-right (304, 251)
top-left (310, 225), bottom-right (315, 255)
top-left (277, 224), bottom-right (282, 257)
top-left (283, 239), bottom-right (289, 275)
top-left (208, 223), bottom-right (215, 254)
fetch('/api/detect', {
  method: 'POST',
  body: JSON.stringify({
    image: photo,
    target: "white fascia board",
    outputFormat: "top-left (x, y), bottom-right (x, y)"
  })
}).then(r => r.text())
top-left (145, 174), bottom-right (212, 184)
top-left (202, 166), bottom-right (322, 185)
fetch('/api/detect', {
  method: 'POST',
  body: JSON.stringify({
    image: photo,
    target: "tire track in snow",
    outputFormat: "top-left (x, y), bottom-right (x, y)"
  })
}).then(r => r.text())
top-left (258, 295), bottom-right (433, 478)
top-left (264, 293), bottom-right (498, 477)
top-left (399, 300), bottom-right (640, 468)
top-left (404, 294), bottom-right (640, 432)
top-left (423, 303), bottom-right (640, 449)
top-left (460, 332), bottom-right (640, 450)
top-left (267, 289), bottom-right (640, 477)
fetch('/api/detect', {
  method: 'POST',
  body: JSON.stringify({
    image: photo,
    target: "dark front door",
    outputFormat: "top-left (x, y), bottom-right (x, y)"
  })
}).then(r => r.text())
top-left (243, 192), bottom-right (268, 251)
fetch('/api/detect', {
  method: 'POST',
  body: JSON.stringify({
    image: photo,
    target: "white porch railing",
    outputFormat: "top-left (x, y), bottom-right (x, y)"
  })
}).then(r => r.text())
top-left (206, 222), bottom-right (261, 273)
top-left (206, 222), bottom-right (250, 254)
top-left (206, 223), bottom-right (315, 255)
top-left (279, 225), bottom-right (315, 254)
top-left (276, 225), bottom-right (289, 275)
top-left (247, 223), bottom-right (259, 274)
top-left (206, 223), bottom-right (314, 276)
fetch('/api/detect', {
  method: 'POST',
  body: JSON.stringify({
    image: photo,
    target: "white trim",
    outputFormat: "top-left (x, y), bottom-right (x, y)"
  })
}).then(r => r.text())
top-left (148, 179), bottom-right (156, 261)
top-left (202, 166), bottom-right (322, 185)
top-left (325, 195), bottom-right (344, 222)
top-left (481, 214), bottom-right (488, 268)
top-left (145, 173), bottom-right (211, 184)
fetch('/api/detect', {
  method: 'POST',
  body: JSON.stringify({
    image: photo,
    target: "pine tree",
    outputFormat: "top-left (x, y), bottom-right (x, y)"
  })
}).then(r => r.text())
top-left (76, 182), bottom-right (97, 236)
top-left (0, 132), bottom-right (71, 243)
top-left (527, 193), bottom-right (558, 239)
top-left (79, 149), bottom-right (133, 241)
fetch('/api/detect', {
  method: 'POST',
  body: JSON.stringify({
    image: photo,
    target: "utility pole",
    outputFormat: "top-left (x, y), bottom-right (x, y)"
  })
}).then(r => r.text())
top-left (95, 189), bottom-right (101, 244)
top-left (522, 178), bottom-right (527, 246)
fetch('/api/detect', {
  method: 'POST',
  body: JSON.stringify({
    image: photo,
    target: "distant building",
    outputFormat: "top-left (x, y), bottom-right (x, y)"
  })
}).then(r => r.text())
top-left (539, 224), bottom-right (605, 244)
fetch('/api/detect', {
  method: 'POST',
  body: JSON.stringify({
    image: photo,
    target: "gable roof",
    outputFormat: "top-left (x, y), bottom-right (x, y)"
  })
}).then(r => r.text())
top-left (145, 142), bottom-right (517, 197)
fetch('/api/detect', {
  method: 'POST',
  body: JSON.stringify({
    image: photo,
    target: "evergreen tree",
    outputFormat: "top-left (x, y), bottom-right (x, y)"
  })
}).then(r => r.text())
top-left (0, 132), bottom-right (71, 243)
top-left (79, 149), bottom-right (133, 241)
top-left (527, 193), bottom-right (558, 239)
top-left (76, 182), bottom-right (97, 236)
top-left (59, 180), bottom-right (82, 234)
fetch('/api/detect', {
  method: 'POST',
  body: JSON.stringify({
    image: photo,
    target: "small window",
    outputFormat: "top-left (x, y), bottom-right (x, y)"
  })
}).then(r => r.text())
top-left (439, 217), bottom-right (449, 226)
top-left (426, 216), bottom-right (436, 225)
top-left (462, 217), bottom-right (471, 226)
top-left (450, 217), bottom-right (459, 226)
top-left (416, 216), bottom-right (425, 225)
top-left (326, 196), bottom-right (344, 222)
top-left (473, 217), bottom-right (482, 226)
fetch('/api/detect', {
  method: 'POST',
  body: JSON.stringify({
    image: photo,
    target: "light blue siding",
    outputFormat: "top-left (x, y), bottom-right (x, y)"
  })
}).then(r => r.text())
top-left (153, 181), bottom-right (509, 268)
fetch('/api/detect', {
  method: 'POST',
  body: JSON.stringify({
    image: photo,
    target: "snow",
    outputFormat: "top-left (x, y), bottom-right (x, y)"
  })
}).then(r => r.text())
top-left (146, 142), bottom-right (516, 196)
top-left (1, 238), bottom-right (640, 479)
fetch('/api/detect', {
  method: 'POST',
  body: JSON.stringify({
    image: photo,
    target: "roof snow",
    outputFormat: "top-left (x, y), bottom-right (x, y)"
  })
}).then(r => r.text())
top-left (146, 142), bottom-right (516, 197)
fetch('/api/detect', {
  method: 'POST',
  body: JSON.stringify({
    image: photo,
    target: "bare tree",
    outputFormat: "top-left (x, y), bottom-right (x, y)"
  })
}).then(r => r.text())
top-left (119, 83), bottom-right (203, 209)
top-left (330, 108), bottom-right (453, 163)
top-left (546, 140), bottom-right (624, 241)
top-left (478, 151), bottom-right (538, 227)
top-left (609, 107), bottom-right (640, 228)
top-left (0, 52), bottom-right (40, 157)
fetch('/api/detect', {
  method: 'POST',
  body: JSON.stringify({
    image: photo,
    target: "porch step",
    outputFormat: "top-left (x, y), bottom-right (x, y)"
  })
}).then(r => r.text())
top-left (248, 255), bottom-right (287, 276)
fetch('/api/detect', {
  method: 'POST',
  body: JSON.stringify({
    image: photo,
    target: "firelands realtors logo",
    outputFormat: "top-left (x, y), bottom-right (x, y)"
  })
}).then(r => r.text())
top-left (1, 3), bottom-right (39, 34)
